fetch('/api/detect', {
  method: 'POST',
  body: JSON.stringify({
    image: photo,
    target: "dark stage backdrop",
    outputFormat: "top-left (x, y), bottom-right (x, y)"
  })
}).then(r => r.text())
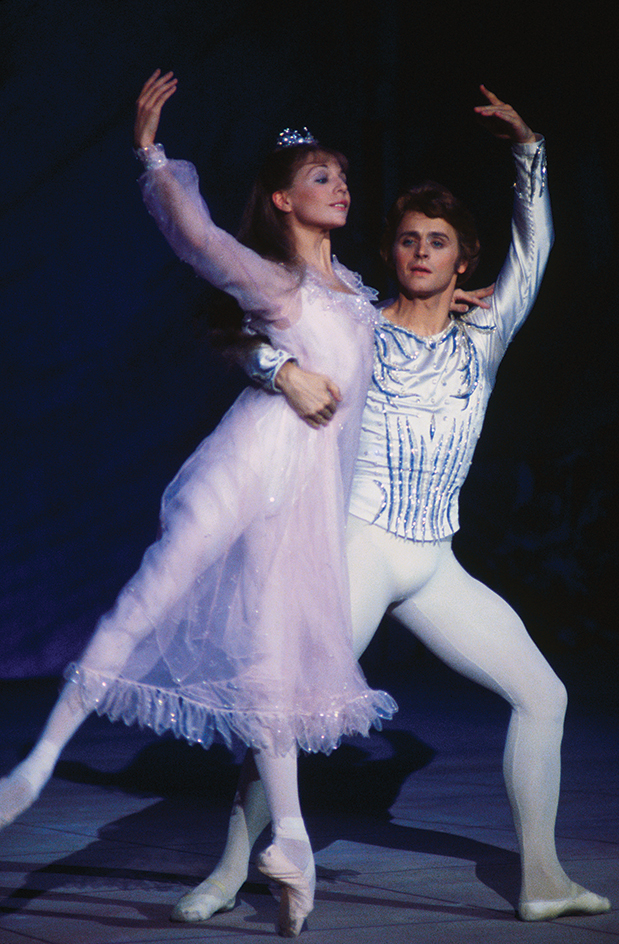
top-left (1, 1), bottom-right (617, 682)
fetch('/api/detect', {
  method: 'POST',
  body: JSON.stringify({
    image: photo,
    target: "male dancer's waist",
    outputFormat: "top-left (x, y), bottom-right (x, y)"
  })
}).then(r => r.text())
top-left (349, 463), bottom-right (460, 543)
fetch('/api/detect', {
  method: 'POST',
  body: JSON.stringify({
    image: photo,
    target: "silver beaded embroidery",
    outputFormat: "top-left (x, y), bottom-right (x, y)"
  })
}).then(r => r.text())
top-left (352, 317), bottom-right (491, 542)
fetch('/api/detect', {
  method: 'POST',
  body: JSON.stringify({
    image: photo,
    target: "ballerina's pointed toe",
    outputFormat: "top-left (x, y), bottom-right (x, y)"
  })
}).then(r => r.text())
top-left (0, 773), bottom-right (40, 829)
top-left (518, 890), bottom-right (611, 921)
top-left (257, 844), bottom-right (315, 937)
top-left (170, 883), bottom-right (236, 922)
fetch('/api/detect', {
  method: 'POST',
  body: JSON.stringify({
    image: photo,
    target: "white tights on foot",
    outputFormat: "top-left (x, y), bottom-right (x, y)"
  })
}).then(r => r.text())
top-left (519, 882), bottom-right (611, 921)
top-left (170, 878), bottom-right (237, 922)
top-left (0, 740), bottom-right (61, 828)
top-left (170, 752), bottom-right (270, 922)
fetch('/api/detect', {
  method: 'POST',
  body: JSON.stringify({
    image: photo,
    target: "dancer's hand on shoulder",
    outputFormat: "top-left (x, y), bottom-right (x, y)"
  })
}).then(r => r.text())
top-left (451, 283), bottom-right (495, 313)
top-left (474, 85), bottom-right (538, 144)
top-left (275, 361), bottom-right (342, 428)
top-left (134, 69), bottom-right (178, 149)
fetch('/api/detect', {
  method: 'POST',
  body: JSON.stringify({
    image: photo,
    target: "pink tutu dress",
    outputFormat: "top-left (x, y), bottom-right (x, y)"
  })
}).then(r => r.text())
top-left (65, 154), bottom-right (397, 755)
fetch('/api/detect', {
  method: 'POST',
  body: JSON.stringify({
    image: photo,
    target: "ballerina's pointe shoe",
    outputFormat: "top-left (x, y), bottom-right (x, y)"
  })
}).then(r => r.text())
top-left (257, 844), bottom-right (315, 937)
top-left (518, 889), bottom-right (611, 921)
top-left (169, 880), bottom-right (236, 922)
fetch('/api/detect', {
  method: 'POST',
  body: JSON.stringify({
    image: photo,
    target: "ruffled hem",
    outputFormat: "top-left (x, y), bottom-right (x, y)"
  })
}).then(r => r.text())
top-left (64, 664), bottom-right (398, 757)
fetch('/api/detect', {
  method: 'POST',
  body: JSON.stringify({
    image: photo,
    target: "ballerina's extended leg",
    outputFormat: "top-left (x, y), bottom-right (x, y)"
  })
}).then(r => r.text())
top-left (1, 489), bottom-right (249, 832)
top-left (0, 581), bottom-right (167, 830)
top-left (0, 687), bottom-right (89, 828)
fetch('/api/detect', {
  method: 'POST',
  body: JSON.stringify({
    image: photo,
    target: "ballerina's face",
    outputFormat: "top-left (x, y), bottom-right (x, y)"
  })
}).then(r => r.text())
top-left (272, 154), bottom-right (350, 231)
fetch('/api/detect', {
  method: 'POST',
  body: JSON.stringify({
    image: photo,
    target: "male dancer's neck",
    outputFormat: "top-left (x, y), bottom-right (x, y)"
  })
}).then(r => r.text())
top-left (382, 292), bottom-right (452, 337)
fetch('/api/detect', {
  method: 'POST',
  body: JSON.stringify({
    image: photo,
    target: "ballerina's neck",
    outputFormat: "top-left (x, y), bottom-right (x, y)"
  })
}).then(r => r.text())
top-left (295, 232), bottom-right (354, 295)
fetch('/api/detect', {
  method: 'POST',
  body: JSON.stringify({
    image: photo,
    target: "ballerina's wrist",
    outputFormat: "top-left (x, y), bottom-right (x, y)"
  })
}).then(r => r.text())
top-left (133, 143), bottom-right (167, 169)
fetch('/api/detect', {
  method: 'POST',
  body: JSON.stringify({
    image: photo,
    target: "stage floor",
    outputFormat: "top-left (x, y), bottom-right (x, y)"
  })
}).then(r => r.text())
top-left (1, 648), bottom-right (617, 943)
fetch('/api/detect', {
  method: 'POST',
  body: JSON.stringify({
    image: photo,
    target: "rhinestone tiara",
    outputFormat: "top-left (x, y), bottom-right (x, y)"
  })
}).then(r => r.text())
top-left (276, 127), bottom-right (319, 148)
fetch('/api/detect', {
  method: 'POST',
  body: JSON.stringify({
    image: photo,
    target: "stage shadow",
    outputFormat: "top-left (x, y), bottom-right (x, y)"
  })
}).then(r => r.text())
top-left (0, 726), bottom-right (520, 929)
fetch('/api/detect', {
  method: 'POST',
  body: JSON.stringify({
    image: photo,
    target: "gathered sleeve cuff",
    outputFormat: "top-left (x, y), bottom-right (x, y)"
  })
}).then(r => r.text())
top-left (138, 148), bottom-right (300, 329)
top-left (239, 337), bottom-right (296, 391)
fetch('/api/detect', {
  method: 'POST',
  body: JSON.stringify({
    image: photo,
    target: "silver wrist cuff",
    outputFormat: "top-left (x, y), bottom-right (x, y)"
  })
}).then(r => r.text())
top-left (133, 143), bottom-right (167, 169)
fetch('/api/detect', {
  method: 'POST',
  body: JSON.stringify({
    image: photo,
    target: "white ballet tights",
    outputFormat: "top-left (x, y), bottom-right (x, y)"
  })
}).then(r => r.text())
top-left (0, 472), bottom-right (253, 830)
top-left (0, 684), bottom-right (89, 827)
top-left (346, 517), bottom-right (571, 905)
top-left (0, 464), bottom-right (315, 926)
top-left (197, 515), bottom-right (609, 918)
top-left (346, 517), bottom-right (609, 916)
top-left (252, 747), bottom-right (311, 867)
top-left (253, 747), bottom-right (315, 935)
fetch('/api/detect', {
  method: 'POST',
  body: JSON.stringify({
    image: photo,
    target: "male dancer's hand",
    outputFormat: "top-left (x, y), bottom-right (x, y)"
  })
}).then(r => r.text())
top-left (474, 85), bottom-right (538, 144)
top-left (274, 360), bottom-right (342, 429)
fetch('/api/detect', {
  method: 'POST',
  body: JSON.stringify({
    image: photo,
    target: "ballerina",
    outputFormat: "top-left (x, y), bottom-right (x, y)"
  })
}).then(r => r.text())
top-left (0, 70), bottom-right (399, 937)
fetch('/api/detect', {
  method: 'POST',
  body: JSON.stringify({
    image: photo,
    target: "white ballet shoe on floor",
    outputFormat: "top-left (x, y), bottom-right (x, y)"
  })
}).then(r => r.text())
top-left (257, 843), bottom-right (315, 937)
top-left (0, 771), bottom-right (41, 829)
top-left (170, 880), bottom-right (236, 922)
top-left (518, 889), bottom-right (611, 921)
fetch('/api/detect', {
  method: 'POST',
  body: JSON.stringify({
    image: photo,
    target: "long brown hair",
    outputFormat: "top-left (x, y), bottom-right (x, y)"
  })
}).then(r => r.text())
top-left (209, 143), bottom-right (349, 356)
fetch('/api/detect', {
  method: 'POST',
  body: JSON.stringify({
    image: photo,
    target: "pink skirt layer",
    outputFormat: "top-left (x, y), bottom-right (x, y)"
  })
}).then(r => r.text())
top-left (66, 297), bottom-right (397, 755)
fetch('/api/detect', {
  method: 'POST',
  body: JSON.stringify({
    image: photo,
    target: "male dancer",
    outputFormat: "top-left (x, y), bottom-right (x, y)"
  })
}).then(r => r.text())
top-left (172, 88), bottom-right (611, 924)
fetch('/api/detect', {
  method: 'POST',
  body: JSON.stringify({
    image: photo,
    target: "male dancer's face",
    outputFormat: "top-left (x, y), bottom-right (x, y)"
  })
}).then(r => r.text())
top-left (392, 211), bottom-right (467, 300)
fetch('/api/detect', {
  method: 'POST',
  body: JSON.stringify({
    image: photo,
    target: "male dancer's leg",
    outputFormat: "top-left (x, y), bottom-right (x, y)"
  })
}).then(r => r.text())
top-left (389, 538), bottom-right (609, 919)
top-left (171, 750), bottom-right (271, 921)
top-left (181, 516), bottom-right (610, 922)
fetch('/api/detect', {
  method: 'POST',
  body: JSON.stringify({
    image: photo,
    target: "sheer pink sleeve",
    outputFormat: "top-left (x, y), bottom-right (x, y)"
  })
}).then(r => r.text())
top-left (139, 158), bottom-right (299, 328)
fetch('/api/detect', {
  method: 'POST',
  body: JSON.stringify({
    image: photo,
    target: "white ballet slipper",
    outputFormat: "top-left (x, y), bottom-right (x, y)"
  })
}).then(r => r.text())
top-left (257, 843), bottom-right (315, 937)
top-left (518, 889), bottom-right (611, 921)
top-left (169, 880), bottom-right (236, 922)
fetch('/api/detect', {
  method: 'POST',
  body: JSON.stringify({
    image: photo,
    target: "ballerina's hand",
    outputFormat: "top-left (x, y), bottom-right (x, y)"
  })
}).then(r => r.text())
top-left (474, 85), bottom-right (537, 145)
top-left (450, 283), bottom-right (495, 313)
top-left (134, 69), bottom-right (178, 149)
top-left (275, 361), bottom-right (342, 429)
